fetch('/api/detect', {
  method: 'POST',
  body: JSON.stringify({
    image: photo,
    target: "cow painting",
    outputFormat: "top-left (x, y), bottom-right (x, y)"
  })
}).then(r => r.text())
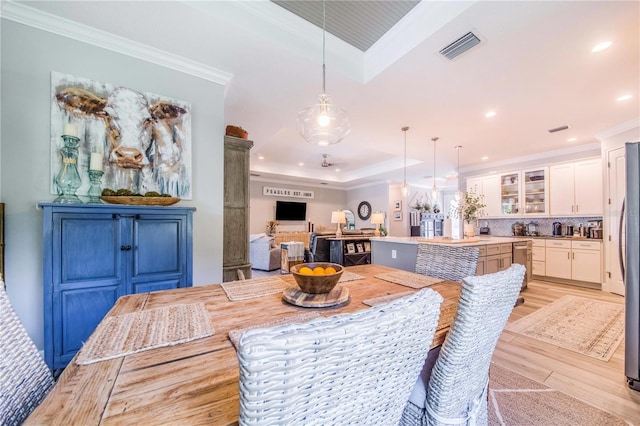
top-left (51, 72), bottom-right (191, 198)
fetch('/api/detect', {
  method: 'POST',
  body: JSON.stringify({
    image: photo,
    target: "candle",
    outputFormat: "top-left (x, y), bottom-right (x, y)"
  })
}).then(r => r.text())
top-left (89, 152), bottom-right (103, 171)
top-left (63, 123), bottom-right (79, 137)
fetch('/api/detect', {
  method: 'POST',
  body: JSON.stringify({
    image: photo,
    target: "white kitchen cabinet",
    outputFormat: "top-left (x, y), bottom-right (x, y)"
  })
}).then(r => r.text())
top-left (522, 167), bottom-right (549, 215)
top-left (499, 171), bottom-right (521, 215)
top-left (571, 240), bottom-right (602, 283)
top-left (532, 239), bottom-right (546, 276)
top-left (467, 174), bottom-right (500, 217)
top-left (545, 239), bottom-right (572, 279)
top-left (544, 239), bottom-right (602, 283)
top-left (549, 159), bottom-right (602, 216)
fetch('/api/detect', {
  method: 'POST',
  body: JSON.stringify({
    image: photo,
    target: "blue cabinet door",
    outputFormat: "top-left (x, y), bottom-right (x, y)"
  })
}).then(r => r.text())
top-left (51, 213), bottom-right (123, 369)
top-left (130, 214), bottom-right (189, 293)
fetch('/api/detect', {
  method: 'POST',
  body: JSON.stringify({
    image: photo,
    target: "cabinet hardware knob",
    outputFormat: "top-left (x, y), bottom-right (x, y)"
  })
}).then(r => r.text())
top-left (120, 245), bottom-right (132, 251)
top-left (112, 214), bottom-right (118, 219)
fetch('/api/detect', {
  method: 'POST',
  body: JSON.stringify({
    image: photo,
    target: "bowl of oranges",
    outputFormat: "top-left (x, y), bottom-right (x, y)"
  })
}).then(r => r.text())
top-left (290, 262), bottom-right (344, 294)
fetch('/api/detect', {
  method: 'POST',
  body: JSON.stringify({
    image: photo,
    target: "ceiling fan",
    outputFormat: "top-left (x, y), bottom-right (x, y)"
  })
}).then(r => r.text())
top-left (321, 154), bottom-right (336, 168)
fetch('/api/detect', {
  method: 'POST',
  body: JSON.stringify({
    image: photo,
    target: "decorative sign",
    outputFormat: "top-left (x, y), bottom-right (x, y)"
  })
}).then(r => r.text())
top-left (263, 187), bottom-right (314, 199)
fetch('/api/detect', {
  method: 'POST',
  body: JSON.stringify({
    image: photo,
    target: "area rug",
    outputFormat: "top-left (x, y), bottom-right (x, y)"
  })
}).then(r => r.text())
top-left (220, 276), bottom-right (289, 301)
top-left (76, 303), bottom-right (213, 365)
top-left (506, 295), bottom-right (624, 361)
top-left (374, 270), bottom-right (444, 289)
top-left (488, 364), bottom-right (626, 425)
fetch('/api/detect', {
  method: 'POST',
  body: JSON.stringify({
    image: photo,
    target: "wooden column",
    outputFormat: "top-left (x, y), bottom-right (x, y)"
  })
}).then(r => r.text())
top-left (223, 135), bottom-right (253, 282)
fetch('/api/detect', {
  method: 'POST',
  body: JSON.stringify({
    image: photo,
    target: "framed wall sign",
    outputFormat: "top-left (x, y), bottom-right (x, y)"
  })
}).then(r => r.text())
top-left (394, 200), bottom-right (402, 211)
top-left (393, 211), bottom-right (402, 221)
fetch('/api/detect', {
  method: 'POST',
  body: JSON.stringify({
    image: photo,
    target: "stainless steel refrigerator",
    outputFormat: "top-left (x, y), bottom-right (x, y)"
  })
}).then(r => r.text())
top-left (624, 141), bottom-right (640, 391)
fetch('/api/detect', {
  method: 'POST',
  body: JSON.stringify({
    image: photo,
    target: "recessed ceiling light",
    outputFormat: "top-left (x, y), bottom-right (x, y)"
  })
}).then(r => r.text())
top-left (335, 168), bottom-right (340, 172)
top-left (592, 41), bottom-right (612, 53)
top-left (298, 162), bottom-right (304, 166)
top-left (481, 156), bottom-right (489, 160)
top-left (567, 137), bottom-right (577, 142)
top-left (485, 110), bottom-right (496, 118)
top-left (617, 94), bottom-right (632, 102)
top-left (257, 154), bottom-right (264, 160)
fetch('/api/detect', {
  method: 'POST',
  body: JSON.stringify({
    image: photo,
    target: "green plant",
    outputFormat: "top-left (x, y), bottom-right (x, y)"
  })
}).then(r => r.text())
top-left (412, 200), bottom-right (431, 213)
top-left (452, 189), bottom-right (486, 223)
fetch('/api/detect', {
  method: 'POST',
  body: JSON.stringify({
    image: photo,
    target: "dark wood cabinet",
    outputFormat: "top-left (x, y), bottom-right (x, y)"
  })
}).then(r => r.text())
top-left (223, 135), bottom-right (253, 282)
top-left (40, 203), bottom-right (194, 371)
top-left (329, 237), bottom-right (371, 266)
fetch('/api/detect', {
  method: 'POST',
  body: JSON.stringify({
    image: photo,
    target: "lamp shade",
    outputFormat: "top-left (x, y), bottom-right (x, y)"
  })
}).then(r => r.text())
top-left (331, 210), bottom-right (346, 224)
top-left (370, 212), bottom-right (385, 225)
top-left (297, 94), bottom-right (350, 146)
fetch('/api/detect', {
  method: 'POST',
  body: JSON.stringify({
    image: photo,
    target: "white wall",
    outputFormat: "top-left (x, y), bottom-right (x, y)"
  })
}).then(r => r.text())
top-left (249, 180), bottom-right (347, 234)
top-left (346, 183), bottom-right (389, 230)
top-left (1, 21), bottom-right (226, 348)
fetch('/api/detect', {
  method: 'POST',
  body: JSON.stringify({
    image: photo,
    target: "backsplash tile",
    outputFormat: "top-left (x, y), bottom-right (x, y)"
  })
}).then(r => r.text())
top-left (472, 217), bottom-right (603, 237)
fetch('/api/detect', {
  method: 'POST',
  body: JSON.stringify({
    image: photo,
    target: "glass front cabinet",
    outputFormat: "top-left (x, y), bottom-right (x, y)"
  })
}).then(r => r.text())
top-left (500, 172), bottom-right (521, 215)
top-left (499, 167), bottom-right (549, 216)
top-left (522, 167), bottom-right (549, 215)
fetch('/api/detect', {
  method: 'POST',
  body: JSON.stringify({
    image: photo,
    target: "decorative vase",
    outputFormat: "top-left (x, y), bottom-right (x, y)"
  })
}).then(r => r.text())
top-left (464, 222), bottom-right (475, 238)
top-left (54, 135), bottom-right (82, 203)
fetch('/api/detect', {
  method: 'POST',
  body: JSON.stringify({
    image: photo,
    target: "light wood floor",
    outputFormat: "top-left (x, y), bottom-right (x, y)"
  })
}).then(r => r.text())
top-left (496, 279), bottom-right (640, 424)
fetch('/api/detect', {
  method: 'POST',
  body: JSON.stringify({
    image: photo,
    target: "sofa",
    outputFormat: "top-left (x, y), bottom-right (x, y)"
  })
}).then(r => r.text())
top-left (249, 234), bottom-right (281, 271)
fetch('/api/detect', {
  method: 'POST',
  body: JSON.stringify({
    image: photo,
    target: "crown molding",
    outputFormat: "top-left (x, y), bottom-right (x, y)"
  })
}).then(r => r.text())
top-left (595, 118), bottom-right (640, 141)
top-left (0, 1), bottom-right (233, 85)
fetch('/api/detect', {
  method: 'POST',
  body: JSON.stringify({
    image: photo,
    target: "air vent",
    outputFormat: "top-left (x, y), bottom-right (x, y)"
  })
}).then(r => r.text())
top-left (439, 32), bottom-right (481, 60)
top-left (250, 173), bottom-right (261, 177)
top-left (547, 125), bottom-right (570, 133)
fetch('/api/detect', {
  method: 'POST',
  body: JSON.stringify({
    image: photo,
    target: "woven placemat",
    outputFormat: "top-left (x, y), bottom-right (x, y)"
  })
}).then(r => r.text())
top-left (229, 312), bottom-right (323, 349)
top-left (76, 303), bottom-right (213, 365)
top-left (374, 271), bottom-right (444, 289)
top-left (362, 291), bottom-right (415, 307)
top-left (338, 271), bottom-right (365, 283)
top-left (220, 276), bottom-right (290, 301)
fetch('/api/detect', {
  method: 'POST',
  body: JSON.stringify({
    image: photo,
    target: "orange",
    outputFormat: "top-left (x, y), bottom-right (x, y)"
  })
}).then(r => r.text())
top-left (313, 266), bottom-right (325, 275)
top-left (298, 266), bottom-right (313, 275)
top-left (325, 267), bottom-right (337, 275)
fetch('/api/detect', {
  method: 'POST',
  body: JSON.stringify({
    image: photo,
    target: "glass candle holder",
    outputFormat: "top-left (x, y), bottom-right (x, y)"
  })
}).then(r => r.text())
top-left (87, 170), bottom-right (105, 203)
top-left (54, 135), bottom-right (82, 203)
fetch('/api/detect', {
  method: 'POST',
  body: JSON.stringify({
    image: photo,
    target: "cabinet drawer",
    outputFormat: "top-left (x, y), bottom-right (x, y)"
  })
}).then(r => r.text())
top-left (486, 244), bottom-right (501, 256)
top-left (546, 239), bottom-right (571, 248)
top-left (532, 260), bottom-right (545, 276)
top-left (499, 243), bottom-right (513, 254)
top-left (532, 247), bottom-right (545, 261)
top-left (571, 240), bottom-right (600, 251)
top-left (532, 239), bottom-right (545, 248)
top-left (477, 246), bottom-right (486, 257)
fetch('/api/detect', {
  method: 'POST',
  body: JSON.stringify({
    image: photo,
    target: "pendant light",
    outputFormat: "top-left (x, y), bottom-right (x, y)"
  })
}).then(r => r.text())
top-left (401, 126), bottom-right (409, 197)
top-left (297, 0), bottom-right (350, 146)
top-left (455, 145), bottom-right (463, 201)
top-left (431, 137), bottom-right (439, 200)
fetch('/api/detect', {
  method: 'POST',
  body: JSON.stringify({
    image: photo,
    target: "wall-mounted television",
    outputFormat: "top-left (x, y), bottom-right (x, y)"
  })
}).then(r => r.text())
top-left (275, 201), bottom-right (307, 221)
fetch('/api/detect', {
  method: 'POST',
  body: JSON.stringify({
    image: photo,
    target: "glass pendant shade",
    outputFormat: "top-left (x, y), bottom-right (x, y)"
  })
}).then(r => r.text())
top-left (401, 182), bottom-right (409, 197)
top-left (432, 186), bottom-right (439, 200)
top-left (297, 94), bottom-right (350, 146)
top-left (455, 189), bottom-right (463, 201)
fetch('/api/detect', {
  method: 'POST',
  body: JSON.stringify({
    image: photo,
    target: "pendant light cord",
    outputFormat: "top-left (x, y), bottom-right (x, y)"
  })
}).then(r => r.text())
top-left (322, 0), bottom-right (326, 94)
top-left (432, 137), bottom-right (438, 190)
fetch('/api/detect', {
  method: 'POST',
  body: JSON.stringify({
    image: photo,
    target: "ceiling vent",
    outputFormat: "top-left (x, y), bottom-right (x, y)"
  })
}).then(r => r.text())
top-left (547, 125), bottom-right (570, 133)
top-left (439, 32), bottom-right (481, 60)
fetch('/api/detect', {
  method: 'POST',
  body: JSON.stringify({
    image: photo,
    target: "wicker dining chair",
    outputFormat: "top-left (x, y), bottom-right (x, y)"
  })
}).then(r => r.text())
top-left (237, 288), bottom-right (444, 426)
top-left (415, 244), bottom-right (480, 282)
top-left (0, 284), bottom-right (55, 425)
top-left (401, 264), bottom-right (526, 426)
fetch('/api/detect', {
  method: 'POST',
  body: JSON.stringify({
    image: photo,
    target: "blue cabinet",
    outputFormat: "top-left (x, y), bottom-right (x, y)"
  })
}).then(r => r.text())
top-left (40, 203), bottom-right (195, 371)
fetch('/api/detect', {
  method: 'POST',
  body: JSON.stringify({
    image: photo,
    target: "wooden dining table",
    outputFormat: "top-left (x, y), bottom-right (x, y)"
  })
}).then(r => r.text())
top-left (26, 264), bottom-right (461, 425)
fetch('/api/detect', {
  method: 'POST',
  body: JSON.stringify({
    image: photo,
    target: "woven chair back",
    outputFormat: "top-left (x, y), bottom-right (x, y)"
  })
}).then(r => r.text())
top-left (425, 264), bottom-right (526, 425)
top-left (237, 288), bottom-right (444, 425)
top-left (0, 284), bottom-right (54, 425)
top-left (415, 244), bottom-right (479, 282)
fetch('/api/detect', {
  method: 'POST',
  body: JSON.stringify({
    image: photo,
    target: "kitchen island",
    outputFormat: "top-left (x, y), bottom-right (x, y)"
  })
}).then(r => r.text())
top-left (370, 236), bottom-right (530, 277)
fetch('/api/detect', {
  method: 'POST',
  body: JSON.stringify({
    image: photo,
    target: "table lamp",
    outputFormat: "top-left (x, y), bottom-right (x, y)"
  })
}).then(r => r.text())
top-left (331, 210), bottom-right (346, 237)
top-left (371, 212), bottom-right (385, 237)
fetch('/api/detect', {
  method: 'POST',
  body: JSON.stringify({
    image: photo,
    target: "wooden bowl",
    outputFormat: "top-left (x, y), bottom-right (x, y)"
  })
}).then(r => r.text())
top-left (290, 263), bottom-right (344, 294)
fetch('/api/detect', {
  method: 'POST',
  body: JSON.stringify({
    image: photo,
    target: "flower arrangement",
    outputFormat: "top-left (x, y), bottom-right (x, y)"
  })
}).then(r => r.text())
top-left (266, 220), bottom-right (279, 236)
top-left (452, 189), bottom-right (486, 223)
top-left (412, 200), bottom-right (432, 213)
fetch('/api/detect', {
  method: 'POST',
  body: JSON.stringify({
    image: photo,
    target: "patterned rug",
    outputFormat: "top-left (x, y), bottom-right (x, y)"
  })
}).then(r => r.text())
top-left (506, 296), bottom-right (624, 361)
top-left (374, 270), bottom-right (444, 289)
top-left (488, 364), bottom-right (626, 425)
top-left (76, 303), bottom-right (213, 365)
top-left (220, 276), bottom-right (290, 301)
